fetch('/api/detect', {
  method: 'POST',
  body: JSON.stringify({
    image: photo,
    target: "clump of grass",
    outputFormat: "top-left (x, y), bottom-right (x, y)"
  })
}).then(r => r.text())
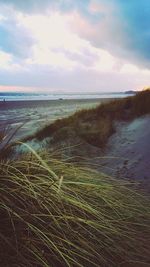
top-left (0, 126), bottom-right (14, 160)
top-left (0, 124), bottom-right (25, 160)
top-left (28, 90), bottom-right (150, 148)
top-left (0, 145), bottom-right (150, 267)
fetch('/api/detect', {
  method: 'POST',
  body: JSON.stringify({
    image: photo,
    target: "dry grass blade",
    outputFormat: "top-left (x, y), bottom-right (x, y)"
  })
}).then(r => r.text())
top-left (0, 147), bottom-right (150, 266)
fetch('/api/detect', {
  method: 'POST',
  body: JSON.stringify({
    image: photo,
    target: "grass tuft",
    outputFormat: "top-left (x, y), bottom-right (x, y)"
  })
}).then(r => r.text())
top-left (0, 147), bottom-right (150, 266)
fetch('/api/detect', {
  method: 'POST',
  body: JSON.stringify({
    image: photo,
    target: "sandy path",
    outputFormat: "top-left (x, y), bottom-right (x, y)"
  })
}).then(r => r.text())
top-left (93, 115), bottom-right (150, 190)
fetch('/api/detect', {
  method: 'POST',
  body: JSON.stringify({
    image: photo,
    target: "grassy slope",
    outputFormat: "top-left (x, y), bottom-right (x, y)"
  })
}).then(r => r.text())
top-left (1, 90), bottom-right (150, 266)
top-left (29, 90), bottom-right (150, 147)
top-left (0, 148), bottom-right (150, 267)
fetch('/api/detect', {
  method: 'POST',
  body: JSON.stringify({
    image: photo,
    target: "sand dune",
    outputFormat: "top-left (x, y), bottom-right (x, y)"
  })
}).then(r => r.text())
top-left (91, 115), bottom-right (150, 191)
top-left (0, 98), bottom-right (108, 140)
top-left (1, 97), bottom-right (149, 191)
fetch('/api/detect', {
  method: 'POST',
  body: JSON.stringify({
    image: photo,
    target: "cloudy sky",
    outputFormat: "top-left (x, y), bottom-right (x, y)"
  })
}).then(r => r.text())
top-left (0, 0), bottom-right (150, 93)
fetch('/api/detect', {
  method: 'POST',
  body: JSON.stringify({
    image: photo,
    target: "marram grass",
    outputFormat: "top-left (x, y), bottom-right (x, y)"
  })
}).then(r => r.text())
top-left (28, 90), bottom-right (150, 148)
top-left (0, 145), bottom-right (150, 267)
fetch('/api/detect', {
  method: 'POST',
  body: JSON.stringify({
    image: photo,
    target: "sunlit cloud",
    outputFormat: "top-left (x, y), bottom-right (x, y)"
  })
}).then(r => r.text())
top-left (19, 12), bottom-right (97, 69)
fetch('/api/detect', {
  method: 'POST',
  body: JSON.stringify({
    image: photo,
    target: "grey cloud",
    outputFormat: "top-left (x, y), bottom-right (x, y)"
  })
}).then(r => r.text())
top-left (73, 0), bottom-right (150, 69)
top-left (1, 0), bottom-right (150, 69)
top-left (52, 47), bottom-right (98, 67)
top-left (0, 0), bottom-right (54, 13)
top-left (0, 7), bottom-right (35, 59)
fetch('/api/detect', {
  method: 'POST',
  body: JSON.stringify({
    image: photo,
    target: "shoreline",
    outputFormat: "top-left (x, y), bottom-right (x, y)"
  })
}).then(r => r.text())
top-left (0, 97), bottom-right (114, 110)
top-left (0, 97), bottom-right (113, 140)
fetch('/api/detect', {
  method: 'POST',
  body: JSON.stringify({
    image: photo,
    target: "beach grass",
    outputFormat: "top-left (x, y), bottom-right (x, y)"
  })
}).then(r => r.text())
top-left (0, 144), bottom-right (150, 267)
top-left (29, 90), bottom-right (150, 147)
top-left (1, 90), bottom-right (150, 266)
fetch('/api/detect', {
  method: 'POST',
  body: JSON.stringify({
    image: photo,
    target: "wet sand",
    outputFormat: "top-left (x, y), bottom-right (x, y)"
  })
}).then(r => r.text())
top-left (0, 98), bottom-right (111, 140)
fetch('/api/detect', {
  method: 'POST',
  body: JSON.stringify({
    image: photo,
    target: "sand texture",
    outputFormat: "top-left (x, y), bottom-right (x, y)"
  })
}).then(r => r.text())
top-left (87, 115), bottom-right (150, 191)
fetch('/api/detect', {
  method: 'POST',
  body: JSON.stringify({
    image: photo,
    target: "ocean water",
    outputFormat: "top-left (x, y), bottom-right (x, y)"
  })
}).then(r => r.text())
top-left (0, 92), bottom-right (134, 101)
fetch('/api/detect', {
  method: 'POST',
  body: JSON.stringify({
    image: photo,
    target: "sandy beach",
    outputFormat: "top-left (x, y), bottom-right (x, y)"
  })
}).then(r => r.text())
top-left (0, 98), bottom-right (111, 141)
top-left (1, 95), bottom-right (149, 189)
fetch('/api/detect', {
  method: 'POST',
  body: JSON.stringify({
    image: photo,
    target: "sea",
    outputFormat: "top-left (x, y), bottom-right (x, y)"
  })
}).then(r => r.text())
top-left (0, 92), bottom-right (135, 101)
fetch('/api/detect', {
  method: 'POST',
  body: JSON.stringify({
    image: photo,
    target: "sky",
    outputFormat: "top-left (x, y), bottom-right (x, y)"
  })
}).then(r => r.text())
top-left (0, 0), bottom-right (150, 93)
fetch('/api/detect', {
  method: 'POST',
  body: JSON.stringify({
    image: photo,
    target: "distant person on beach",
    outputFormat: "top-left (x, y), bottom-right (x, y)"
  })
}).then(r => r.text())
top-left (3, 98), bottom-right (6, 104)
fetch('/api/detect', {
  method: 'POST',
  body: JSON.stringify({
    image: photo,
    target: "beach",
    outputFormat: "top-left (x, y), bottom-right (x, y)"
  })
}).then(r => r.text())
top-left (0, 98), bottom-right (111, 141)
top-left (1, 94), bottom-right (149, 188)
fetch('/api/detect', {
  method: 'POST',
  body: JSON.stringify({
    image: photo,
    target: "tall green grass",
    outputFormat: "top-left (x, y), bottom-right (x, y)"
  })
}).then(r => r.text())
top-left (1, 145), bottom-right (150, 267)
top-left (28, 90), bottom-right (150, 147)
